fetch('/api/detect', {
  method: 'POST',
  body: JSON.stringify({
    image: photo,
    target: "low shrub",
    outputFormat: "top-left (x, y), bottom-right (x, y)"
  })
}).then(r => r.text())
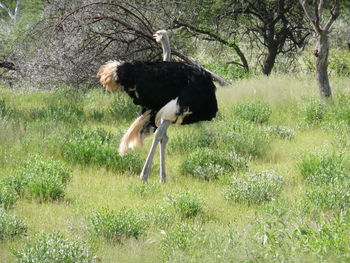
top-left (109, 94), bottom-right (139, 120)
top-left (299, 98), bottom-right (326, 125)
top-left (0, 183), bottom-right (18, 209)
top-left (233, 101), bottom-right (272, 123)
top-left (265, 125), bottom-right (295, 140)
top-left (166, 191), bottom-right (204, 219)
top-left (225, 171), bottom-right (283, 204)
top-left (14, 232), bottom-right (95, 263)
top-left (180, 148), bottom-right (248, 180)
top-left (169, 127), bottom-right (215, 153)
top-left (89, 208), bottom-right (146, 242)
top-left (304, 182), bottom-right (350, 210)
top-left (298, 151), bottom-right (350, 184)
top-left (5, 155), bottom-right (71, 201)
top-left (0, 207), bottom-right (27, 240)
top-left (325, 92), bottom-right (350, 124)
top-left (29, 104), bottom-right (84, 122)
top-left (220, 120), bottom-right (271, 157)
top-left (62, 128), bottom-right (143, 173)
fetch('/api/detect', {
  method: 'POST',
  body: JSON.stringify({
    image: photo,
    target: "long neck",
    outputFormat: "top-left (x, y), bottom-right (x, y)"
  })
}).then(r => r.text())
top-left (161, 37), bottom-right (171, 62)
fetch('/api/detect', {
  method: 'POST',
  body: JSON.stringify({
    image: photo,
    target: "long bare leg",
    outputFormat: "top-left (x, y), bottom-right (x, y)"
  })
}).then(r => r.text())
top-left (140, 120), bottom-right (170, 183)
top-left (159, 132), bottom-right (169, 183)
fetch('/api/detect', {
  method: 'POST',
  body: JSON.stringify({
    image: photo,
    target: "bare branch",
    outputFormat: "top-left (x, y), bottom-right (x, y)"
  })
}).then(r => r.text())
top-left (324, 0), bottom-right (340, 32)
top-left (299, 0), bottom-right (321, 33)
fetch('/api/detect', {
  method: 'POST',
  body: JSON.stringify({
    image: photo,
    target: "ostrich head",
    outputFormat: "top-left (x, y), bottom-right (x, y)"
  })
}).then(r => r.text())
top-left (153, 30), bottom-right (171, 61)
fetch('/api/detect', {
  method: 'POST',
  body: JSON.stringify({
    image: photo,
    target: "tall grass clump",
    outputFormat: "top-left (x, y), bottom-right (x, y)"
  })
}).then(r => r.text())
top-left (89, 208), bottom-right (146, 242)
top-left (14, 232), bottom-right (95, 263)
top-left (325, 92), bottom-right (350, 124)
top-left (108, 94), bottom-right (139, 120)
top-left (0, 183), bottom-right (18, 209)
top-left (5, 155), bottom-right (71, 201)
top-left (265, 125), bottom-right (295, 140)
top-left (62, 128), bottom-right (143, 173)
top-left (180, 148), bottom-right (248, 180)
top-left (219, 120), bottom-right (271, 157)
top-left (0, 98), bottom-right (13, 119)
top-left (299, 98), bottom-right (326, 125)
top-left (0, 207), bottom-right (27, 240)
top-left (166, 191), bottom-right (204, 219)
top-left (233, 101), bottom-right (271, 123)
top-left (225, 171), bottom-right (283, 204)
top-left (298, 151), bottom-right (350, 184)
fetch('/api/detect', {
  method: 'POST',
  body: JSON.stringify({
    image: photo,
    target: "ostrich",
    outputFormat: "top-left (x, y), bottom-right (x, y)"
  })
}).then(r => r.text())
top-left (97, 32), bottom-right (218, 183)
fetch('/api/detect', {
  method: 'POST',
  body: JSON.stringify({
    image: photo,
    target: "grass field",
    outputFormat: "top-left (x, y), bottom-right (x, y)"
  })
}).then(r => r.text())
top-left (0, 75), bottom-right (350, 262)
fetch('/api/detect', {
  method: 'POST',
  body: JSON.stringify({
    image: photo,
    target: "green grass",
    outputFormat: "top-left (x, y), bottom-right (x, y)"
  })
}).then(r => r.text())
top-left (0, 75), bottom-right (350, 262)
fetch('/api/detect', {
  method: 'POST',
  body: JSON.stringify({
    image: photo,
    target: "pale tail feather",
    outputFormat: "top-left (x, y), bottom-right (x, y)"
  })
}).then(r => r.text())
top-left (119, 111), bottom-right (152, 156)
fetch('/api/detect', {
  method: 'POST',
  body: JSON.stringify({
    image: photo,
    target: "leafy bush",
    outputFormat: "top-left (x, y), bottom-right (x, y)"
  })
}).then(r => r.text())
top-left (89, 208), bottom-right (146, 241)
top-left (265, 125), bottom-right (295, 139)
top-left (304, 182), bottom-right (350, 211)
top-left (180, 148), bottom-right (248, 180)
top-left (225, 171), bottom-right (283, 204)
top-left (166, 191), bottom-right (204, 219)
top-left (220, 120), bottom-right (271, 157)
top-left (233, 101), bottom-right (271, 123)
top-left (325, 92), bottom-right (350, 124)
top-left (14, 232), bottom-right (95, 263)
top-left (109, 94), bottom-right (139, 120)
top-left (161, 223), bottom-right (197, 260)
top-left (169, 127), bottom-right (215, 153)
top-left (299, 98), bottom-right (326, 125)
top-left (299, 151), bottom-right (350, 184)
top-left (0, 183), bottom-right (18, 209)
top-left (5, 155), bottom-right (71, 201)
top-left (62, 128), bottom-right (143, 173)
top-left (0, 207), bottom-right (27, 240)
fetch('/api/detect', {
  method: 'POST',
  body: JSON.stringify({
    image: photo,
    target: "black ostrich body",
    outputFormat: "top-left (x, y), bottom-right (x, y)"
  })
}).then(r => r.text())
top-left (97, 59), bottom-right (218, 183)
top-left (117, 61), bottom-right (218, 125)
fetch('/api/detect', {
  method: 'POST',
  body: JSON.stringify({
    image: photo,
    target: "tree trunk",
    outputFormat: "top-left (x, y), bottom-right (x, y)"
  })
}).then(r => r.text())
top-left (315, 33), bottom-right (332, 98)
top-left (262, 46), bottom-right (278, 76)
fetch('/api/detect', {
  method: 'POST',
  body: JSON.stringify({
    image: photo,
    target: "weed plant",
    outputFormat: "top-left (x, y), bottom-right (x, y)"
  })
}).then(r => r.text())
top-left (180, 148), bottom-right (248, 180)
top-left (233, 101), bottom-right (271, 123)
top-left (299, 151), bottom-right (350, 184)
top-left (89, 208), bottom-right (146, 242)
top-left (14, 232), bottom-right (95, 263)
top-left (166, 191), bottom-right (204, 219)
top-left (5, 155), bottom-right (71, 201)
top-left (219, 119), bottom-right (271, 157)
top-left (0, 207), bottom-right (27, 240)
top-left (225, 171), bottom-right (283, 204)
top-left (62, 128), bottom-right (143, 173)
top-left (299, 98), bottom-right (326, 125)
top-left (265, 125), bottom-right (295, 139)
top-left (129, 182), bottom-right (160, 198)
top-left (0, 183), bottom-right (18, 209)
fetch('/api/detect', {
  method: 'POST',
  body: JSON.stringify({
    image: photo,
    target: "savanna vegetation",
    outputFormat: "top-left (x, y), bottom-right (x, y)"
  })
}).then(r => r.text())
top-left (1, 0), bottom-right (350, 262)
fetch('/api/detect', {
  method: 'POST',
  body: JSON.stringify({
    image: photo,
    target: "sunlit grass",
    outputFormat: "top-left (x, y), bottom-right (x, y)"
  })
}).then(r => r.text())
top-left (0, 75), bottom-right (350, 262)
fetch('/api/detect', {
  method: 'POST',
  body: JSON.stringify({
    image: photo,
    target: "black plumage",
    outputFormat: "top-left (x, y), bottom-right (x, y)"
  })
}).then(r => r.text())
top-left (97, 60), bottom-right (218, 182)
top-left (117, 61), bottom-right (217, 125)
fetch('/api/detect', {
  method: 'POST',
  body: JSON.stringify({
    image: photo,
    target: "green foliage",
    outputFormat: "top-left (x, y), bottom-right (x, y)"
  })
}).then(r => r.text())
top-left (62, 128), bottom-right (143, 173)
top-left (0, 99), bottom-right (12, 118)
top-left (161, 223), bottom-right (197, 260)
top-left (233, 101), bottom-right (272, 123)
top-left (265, 125), bottom-right (295, 139)
top-left (304, 182), bottom-right (350, 211)
top-left (0, 207), bottom-right (27, 240)
top-left (225, 171), bottom-right (283, 204)
top-left (220, 120), bottom-right (271, 157)
top-left (108, 94), bottom-right (139, 120)
top-left (299, 151), bottom-right (350, 184)
top-left (166, 191), bottom-right (204, 219)
top-left (5, 155), bottom-right (71, 201)
top-left (169, 127), bottom-right (215, 153)
top-left (29, 104), bottom-right (84, 122)
top-left (129, 182), bottom-right (160, 198)
top-left (329, 50), bottom-right (350, 77)
top-left (0, 183), bottom-right (17, 209)
top-left (204, 62), bottom-right (250, 80)
top-left (89, 208), bottom-right (146, 242)
top-left (299, 98), bottom-right (326, 125)
top-left (325, 92), bottom-right (350, 123)
top-left (14, 232), bottom-right (95, 263)
top-left (180, 148), bottom-right (248, 180)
